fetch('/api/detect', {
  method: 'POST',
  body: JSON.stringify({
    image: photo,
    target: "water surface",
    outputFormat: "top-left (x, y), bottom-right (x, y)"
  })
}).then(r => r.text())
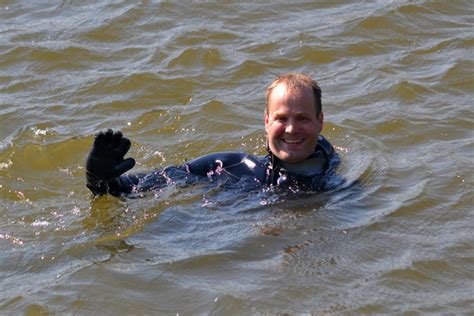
top-left (0, 1), bottom-right (473, 314)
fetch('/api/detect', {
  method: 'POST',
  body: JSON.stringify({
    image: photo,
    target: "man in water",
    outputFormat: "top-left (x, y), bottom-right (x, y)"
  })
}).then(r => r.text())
top-left (85, 73), bottom-right (337, 196)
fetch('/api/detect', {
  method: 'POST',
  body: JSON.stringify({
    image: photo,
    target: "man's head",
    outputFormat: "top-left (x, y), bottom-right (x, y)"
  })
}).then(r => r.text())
top-left (265, 73), bottom-right (324, 163)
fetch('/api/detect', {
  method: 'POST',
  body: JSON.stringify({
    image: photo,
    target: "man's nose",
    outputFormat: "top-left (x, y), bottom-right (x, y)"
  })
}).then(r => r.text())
top-left (285, 120), bottom-right (296, 133)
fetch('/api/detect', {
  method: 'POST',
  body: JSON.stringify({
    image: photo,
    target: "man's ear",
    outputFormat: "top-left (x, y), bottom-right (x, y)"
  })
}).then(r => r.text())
top-left (318, 112), bottom-right (324, 133)
top-left (264, 112), bottom-right (269, 132)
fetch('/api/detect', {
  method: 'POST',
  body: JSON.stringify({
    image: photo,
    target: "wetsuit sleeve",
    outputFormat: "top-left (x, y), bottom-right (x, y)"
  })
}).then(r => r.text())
top-left (185, 152), bottom-right (267, 182)
top-left (86, 172), bottom-right (142, 196)
top-left (85, 131), bottom-right (268, 196)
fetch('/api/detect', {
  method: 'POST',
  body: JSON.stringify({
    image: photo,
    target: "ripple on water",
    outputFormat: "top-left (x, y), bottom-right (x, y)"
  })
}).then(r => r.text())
top-left (171, 29), bottom-right (243, 47)
top-left (77, 5), bottom-right (142, 43)
top-left (0, 0), bottom-right (473, 314)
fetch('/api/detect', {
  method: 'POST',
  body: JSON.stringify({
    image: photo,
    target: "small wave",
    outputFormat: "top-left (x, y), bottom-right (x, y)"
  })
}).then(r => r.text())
top-left (228, 59), bottom-right (270, 81)
top-left (440, 60), bottom-right (473, 92)
top-left (166, 47), bottom-right (226, 69)
top-left (171, 29), bottom-right (242, 47)
top-left (413, 37), bottom-right (474, 56)
top-left (77, 4), bottom-right (142, 43)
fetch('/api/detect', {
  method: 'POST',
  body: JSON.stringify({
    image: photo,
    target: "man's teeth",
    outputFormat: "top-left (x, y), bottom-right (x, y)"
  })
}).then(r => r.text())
top-left (283, 139), bottom-right (302, 143)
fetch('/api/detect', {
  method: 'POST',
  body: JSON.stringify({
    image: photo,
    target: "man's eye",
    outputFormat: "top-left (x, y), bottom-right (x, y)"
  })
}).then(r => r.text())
top-left (276, 117), bottom-right (287, 122)
top-left (298, 117), bottom-right (310, 122)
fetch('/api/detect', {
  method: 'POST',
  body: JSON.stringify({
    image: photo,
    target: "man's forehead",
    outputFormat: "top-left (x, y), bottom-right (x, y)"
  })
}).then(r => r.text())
top-left (270, 82), bottom-right (311, 99)
top-left (270, 108), bottom-right (312, 115)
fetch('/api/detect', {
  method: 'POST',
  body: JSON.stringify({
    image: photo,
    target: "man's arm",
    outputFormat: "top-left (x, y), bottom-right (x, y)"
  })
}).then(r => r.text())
top-left (85, 130), bottom-right (267, 196)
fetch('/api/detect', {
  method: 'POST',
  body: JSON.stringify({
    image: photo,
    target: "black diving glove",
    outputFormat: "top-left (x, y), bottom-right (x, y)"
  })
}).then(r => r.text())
top-left (85, 129), bottom-right (136, 195)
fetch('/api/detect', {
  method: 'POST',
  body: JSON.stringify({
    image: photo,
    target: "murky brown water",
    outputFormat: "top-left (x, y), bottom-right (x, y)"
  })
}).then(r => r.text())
top-left (1, 1), bottom-right (473, 314)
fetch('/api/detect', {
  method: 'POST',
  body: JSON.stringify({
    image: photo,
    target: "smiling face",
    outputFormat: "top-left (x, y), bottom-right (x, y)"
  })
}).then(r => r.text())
top-left (265, 82), bottom-right (324, 163)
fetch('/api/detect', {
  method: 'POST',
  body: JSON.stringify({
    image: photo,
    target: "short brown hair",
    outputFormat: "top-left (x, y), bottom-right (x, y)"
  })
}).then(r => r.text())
top-left (265, 73), bottom-right (322, 115)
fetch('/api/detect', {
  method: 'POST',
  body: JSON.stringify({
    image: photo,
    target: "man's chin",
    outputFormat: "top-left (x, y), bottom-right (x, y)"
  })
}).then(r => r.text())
top-left (276, 152), bottom-right (306, 163)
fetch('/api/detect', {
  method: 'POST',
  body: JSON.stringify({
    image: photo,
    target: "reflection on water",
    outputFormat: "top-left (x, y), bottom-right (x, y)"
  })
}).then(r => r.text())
top-left (1, 0), bottom-right (473, 314)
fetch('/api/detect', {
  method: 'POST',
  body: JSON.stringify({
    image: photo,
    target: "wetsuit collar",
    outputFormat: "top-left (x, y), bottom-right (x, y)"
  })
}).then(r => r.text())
top-left (266, 143), bottom-right (329, 182)
top-left (279, 156), bottom-right (326, 177)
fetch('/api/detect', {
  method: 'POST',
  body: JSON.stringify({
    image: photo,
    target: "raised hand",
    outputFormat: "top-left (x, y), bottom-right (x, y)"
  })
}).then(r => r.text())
top-left (86, 129), bottom-right (136, 181)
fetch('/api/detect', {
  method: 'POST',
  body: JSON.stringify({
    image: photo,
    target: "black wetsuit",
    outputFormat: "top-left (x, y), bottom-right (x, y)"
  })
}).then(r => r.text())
top-left (86, 135), bottom-right (337, 196)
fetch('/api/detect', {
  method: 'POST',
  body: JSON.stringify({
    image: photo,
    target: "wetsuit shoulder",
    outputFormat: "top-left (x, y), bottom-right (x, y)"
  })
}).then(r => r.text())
top-left (317, 135), bottom-right (335, 159)
top-left (318, 135), bottom-right (340, 174)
